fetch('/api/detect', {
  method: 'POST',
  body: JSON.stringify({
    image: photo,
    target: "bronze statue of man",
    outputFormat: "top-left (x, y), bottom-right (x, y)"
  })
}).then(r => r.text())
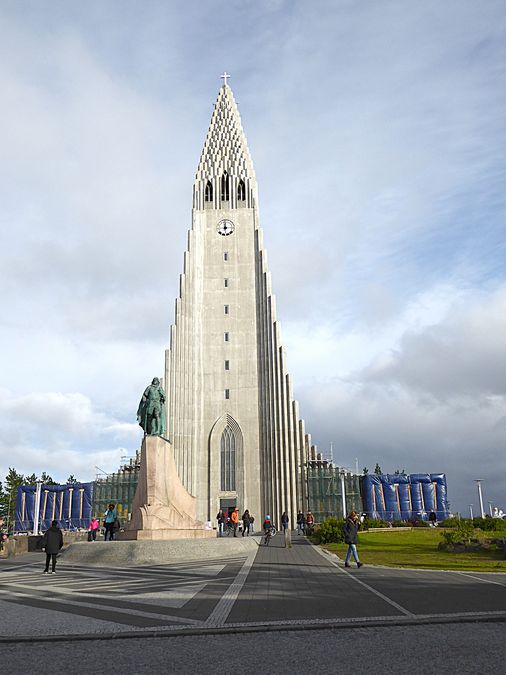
top-left (137, 377), bottom-right (167, 436)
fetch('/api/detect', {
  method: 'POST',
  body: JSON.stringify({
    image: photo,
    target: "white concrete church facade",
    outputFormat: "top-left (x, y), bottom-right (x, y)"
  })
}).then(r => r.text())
top-left (164, 80), bottom-right (313, 526)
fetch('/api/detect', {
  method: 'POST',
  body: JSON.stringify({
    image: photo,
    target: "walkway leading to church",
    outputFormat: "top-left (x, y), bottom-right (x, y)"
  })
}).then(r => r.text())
top-left (1, 536), bottom-right (505, 641)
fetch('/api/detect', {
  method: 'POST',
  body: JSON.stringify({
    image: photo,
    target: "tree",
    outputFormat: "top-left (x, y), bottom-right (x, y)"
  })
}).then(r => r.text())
top-left (0, 481), bottom-right (6, 520)
top-left (374, 463), bottom-right (382, 476)
top-left (362, 467), bottom-right (369, 475)
top-left (2, 468), bottom-right (25, 531)
top-left (66, 475), bottom-right (78, 484)
top-left (40, 472), bottom-right (57, 485)
top-left (394, 469), bottom-right (405, 476)
top-left (24, 473), bottom-right (38, 486)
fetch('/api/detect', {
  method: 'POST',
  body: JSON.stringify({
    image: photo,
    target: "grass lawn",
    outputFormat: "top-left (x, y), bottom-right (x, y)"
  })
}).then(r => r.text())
top-left (322, 528), bottom-right (506, 572)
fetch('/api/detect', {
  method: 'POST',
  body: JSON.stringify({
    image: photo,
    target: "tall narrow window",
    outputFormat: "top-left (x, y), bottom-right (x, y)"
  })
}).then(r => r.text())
top-left (220, 426), bottom-right (236, 491)
top-left (223, 252), bottom-right (229, 261)
top-left (237, 179), bottom-right (246, 201)
top-left (224, 278), bottom-right (229, 288)
top-left (224, 332), bottom-right (229, 342)
top-left (220, 172), bottom-right (230, 201)
top-left (225, 389), bottom-right (230, 399)
top-left (204, 180), bottom-right (213, 202)
top-left (224, 360), bottom-right (230, 370)
top-left (224, 305), bottom-right (229, 315)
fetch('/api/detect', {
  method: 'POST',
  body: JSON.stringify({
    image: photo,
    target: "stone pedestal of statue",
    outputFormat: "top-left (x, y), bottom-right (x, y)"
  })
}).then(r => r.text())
top-left (121, 435), bottom-right (214, 541)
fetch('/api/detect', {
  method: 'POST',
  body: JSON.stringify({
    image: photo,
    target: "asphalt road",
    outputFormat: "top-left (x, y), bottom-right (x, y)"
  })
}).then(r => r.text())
top-left (2, 622), bottom-right (506, 674)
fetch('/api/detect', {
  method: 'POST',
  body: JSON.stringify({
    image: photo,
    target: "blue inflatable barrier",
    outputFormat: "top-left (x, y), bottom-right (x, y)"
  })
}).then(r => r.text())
top-left (361, 473), bottom-right (449, 521)
top-left (14, 483), bottom-right (93, 531)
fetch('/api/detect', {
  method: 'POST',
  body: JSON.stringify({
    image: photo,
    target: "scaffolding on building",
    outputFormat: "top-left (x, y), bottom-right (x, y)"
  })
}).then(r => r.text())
top-left (306, 447), bottom-right (362, 522)
top-left (92, 451), bottom-right (141, 523)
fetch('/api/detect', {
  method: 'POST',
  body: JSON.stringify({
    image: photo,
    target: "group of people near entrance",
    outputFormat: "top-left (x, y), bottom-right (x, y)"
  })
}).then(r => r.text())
top-left (216, 508), bottom-right (255, 536)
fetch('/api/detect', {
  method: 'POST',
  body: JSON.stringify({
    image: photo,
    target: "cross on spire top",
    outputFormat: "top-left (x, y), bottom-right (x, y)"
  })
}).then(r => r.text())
top-left (221, 71), bottom-right (230, 87)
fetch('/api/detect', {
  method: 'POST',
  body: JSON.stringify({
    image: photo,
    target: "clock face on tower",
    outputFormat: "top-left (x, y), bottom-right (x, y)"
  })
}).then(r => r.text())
top-left (217, 219), bottom-right (235, 236)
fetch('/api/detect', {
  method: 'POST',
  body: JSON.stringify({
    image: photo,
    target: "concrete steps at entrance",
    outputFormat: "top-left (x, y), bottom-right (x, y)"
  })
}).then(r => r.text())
top-left (61, 536), bottom-right (260, 566)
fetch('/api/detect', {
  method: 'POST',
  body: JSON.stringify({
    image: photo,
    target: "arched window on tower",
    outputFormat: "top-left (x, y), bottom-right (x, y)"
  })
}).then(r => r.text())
top-left (237, 179), bottom-right (246, 202)
top-left (205, 180), bottom-right (213, 202)
top-left (220, 172), bottom-right (230, 202)
top-left (220, 425), bottom-right (236, 491)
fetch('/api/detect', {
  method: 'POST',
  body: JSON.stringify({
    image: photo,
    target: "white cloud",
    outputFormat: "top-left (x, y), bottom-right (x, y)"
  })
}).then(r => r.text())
top-left (0, 1), bottom-right (505, 513)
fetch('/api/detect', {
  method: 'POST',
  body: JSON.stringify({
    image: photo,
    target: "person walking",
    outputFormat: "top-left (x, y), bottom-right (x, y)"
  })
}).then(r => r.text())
top-left (429, 510), bottom-right (437, 527)
top-left (241, 509), bottom-right (251, 536)
top-left (281, 511), bottom-right (289, 531)
top-left (230, 507), bottom-right (239, 537)
top-left (89, 517), bottom-right (100, 541)
top-left (103, 503), bottom-right (117, 541)
top-left (216, 510), bottom-right (225, 537)
top-left (42, 520), bottom-right (63, 574)
top-left (305, 511), bottom-right (314, 535)
top-left (296, 510), bottom-right (305, 535)
top-left (248, 514), bottom-right (255, 535)
top-left (343, 511), bottom-right (363, 568)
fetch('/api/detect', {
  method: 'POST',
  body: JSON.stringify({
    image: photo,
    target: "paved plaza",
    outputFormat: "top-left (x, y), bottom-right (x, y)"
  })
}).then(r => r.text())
top-left (1, 536), bottom-right (505, 673)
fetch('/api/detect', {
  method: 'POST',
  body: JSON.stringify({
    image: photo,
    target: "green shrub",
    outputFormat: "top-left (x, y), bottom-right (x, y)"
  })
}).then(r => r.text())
top-left (392, 520), bottom-right (408, 527)
top-left (413, 520), bottom-right (430, 527)
top-left (439, 518), bottom-right (460, 528)
top-left (317, 517), bottom-right (346, 544)
top-left (368, 519), bottom-right (390, 529)
top-left (441, 520), bottom-right (474, 545)
top-left (473, 517), bottom-right (506, 531)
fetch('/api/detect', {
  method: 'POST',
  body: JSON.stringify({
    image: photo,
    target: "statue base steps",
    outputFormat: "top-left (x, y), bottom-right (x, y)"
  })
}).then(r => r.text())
top-left (61, 537), bottom-right (260, 566)
top-left (119, 528), bottom-right (215, 541)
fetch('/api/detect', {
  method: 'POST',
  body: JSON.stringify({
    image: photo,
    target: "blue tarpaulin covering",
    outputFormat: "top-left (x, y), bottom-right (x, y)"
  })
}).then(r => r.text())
top-left (361, 473), bottom-right (449, 521)
top-left (14, 483), bottom-right (93, 531)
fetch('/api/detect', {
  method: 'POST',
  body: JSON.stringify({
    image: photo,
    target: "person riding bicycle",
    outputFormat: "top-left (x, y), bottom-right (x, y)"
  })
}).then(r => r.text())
top-left (263, 515), bottom-right (272, 533)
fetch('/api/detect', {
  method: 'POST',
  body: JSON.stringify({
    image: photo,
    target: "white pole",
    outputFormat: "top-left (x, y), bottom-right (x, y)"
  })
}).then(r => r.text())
top-left (33, 481), bottom-right (42, 535)
top-left (469, 504), bottom-right (473, 519)
top-left (475, 480), bottom-right (485, 519)
top-left (355, 458), bottom-right (359, 475)
top-left (488, 502), bottom-right (493, 517)
top-left (340, 470), bottom-right (346, 518)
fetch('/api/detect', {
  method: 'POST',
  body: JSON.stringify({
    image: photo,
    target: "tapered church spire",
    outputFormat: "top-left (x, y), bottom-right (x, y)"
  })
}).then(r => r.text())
top-left (166, 80), bottom-right (311, 525)
top-left (193, 83), bottom-right (257, 210)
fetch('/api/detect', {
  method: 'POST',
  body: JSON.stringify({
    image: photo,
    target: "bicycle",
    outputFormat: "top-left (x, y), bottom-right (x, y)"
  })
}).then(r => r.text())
top-left (263, 526), bottom-right (276, 545)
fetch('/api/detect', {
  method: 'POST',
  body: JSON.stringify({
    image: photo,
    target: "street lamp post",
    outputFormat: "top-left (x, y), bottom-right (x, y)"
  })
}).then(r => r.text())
top-left (474, 480), bottom-right (485, 519)
top-left (469, 504), bottom-right (474, 519)
top-left (340, 469), bottom-right (347, 518)
top-left (33, 481), bottom-right (43, 536)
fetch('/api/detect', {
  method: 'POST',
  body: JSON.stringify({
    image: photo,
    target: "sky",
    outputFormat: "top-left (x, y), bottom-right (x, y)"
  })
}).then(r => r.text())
top-left (0, 0), bottom-right (505, 515)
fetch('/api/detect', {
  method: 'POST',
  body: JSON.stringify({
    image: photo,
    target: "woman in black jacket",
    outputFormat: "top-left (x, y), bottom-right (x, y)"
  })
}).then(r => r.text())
top-left (42, 520), bottom-right (63, 574)
top-left (343, 511), bottom-right (363, 568)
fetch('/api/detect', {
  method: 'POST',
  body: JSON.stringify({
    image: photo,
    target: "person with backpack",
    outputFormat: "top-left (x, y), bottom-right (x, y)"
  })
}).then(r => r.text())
top-left (42, 520), bottom-right (63, 574)
top-left (241, 509), bottom-right (251, 537)
top-left (343, 511), bottom-right (363, 568)
top-left (103, 503), bottom-right (117, 541)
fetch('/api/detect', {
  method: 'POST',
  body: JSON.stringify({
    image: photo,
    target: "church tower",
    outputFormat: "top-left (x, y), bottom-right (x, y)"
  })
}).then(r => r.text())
top-left (165, 78), bottom-right (312, 524)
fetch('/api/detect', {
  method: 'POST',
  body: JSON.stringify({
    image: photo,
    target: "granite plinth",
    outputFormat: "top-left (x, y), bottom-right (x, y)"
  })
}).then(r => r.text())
top-left (126, 435), bottom-right (208, 539)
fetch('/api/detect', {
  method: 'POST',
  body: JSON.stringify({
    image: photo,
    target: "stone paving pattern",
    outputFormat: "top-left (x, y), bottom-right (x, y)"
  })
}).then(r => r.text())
top-left (1, 535), bottom-right (505, 640)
